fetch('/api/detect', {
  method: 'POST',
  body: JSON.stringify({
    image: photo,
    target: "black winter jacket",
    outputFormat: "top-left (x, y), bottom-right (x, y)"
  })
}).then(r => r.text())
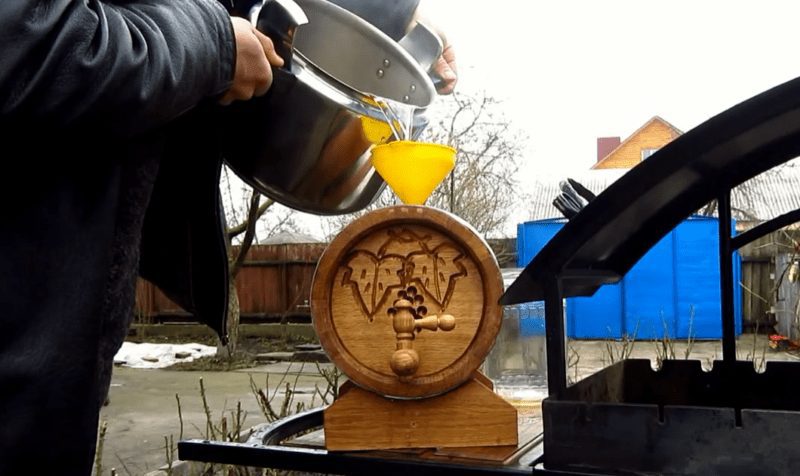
top-left (0, 1), bottom-right (236, 472)
top-left (0, 0), bottom-right (237, 332)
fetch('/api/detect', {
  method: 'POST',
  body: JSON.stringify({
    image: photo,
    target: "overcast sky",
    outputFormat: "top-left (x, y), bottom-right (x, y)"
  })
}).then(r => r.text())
top-left (423, 0), bottom-right (800, 178)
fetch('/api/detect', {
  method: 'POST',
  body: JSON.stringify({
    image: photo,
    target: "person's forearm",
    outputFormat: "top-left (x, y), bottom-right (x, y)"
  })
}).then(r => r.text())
top-left (0, 0), bottom-right (235, 137)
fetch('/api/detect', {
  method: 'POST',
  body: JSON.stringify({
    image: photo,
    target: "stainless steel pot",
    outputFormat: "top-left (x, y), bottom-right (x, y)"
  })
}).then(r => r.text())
top-left (221, 0), bottom-right (441, 215)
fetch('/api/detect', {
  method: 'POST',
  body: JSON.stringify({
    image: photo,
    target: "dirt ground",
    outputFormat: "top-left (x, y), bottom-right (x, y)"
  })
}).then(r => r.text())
top-left (98, 360), bottom-right (334, 475)
top-left (96, 333), bottom-right (800, 475)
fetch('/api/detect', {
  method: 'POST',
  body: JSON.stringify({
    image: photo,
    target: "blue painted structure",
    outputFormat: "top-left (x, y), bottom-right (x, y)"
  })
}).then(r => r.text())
top-left (518, 301), bottom-right (546, 337)
top-left (516, 216), bottom-right (743, 339)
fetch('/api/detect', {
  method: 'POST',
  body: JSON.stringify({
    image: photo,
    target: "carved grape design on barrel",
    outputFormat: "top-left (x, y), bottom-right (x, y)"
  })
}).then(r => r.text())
top-left (340, 228), bottom-right (467, 322)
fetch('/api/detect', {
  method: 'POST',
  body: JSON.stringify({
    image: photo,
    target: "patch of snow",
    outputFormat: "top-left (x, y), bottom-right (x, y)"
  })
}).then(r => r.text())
top-left (496, 386), bottom-right (548, 402)
top-left (114, 342), bottom-right (217, 369)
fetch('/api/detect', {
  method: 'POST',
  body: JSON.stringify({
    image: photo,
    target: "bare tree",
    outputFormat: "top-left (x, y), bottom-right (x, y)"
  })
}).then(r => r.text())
top-left (423, 91), bottom-right (525, 237)
top-left (218, 166), bottom-right (299, 355)
top-left (317, 187), bottom-right (398, 241)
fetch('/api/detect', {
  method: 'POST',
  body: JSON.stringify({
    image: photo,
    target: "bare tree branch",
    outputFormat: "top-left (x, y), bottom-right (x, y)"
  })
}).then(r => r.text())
top-left (227, 197), bottom-right (276, 240)
top-left (424, 91), bottom-right (525, 236)
top-left (230, 191), bottom-right (262, 278)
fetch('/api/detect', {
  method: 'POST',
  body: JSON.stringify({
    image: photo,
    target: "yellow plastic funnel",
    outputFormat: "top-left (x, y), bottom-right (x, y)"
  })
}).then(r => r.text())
top-left (371, 141), bottom-right (456, 205)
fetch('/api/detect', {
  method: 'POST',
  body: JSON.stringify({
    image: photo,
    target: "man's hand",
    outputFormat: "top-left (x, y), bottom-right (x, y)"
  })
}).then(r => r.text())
top-left (433, 43), bottom-right (457, 95)
top-left (220, 17), bottom-right (284, 106)
top-left (411, 4), bottom-right (457, 95)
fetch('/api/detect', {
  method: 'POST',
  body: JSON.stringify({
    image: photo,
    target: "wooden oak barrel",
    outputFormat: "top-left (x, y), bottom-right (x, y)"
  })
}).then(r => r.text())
top-left (311, 206), bottom-right (503, 399)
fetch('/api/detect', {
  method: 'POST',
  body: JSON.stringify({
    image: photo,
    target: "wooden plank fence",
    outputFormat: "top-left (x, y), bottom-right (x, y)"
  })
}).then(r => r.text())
top-left (131, 232), bottom-right (794, 334)
top-left (134, 242), bottom-right (325, 324)
top-left (740, 257), bottom-right (774, 331)
top-left (737, 231), bottom-right (800, 332)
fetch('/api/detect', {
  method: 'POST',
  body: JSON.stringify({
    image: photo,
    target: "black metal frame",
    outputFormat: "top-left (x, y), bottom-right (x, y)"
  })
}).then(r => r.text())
top-left (179, 76), bottom-right (800, 475)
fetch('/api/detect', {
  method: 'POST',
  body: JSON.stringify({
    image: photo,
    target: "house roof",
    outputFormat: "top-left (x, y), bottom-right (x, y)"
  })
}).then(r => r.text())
top-left (503, 75), bottom-right (800, 305)
top-left (731, 164), bottom-right (800, 221)
top-left (258, 231), bottom-right (322, 244)
top-left (527, 163), bottom-right (800, 224)
top-left (592, 116), bottom-right (684, 169)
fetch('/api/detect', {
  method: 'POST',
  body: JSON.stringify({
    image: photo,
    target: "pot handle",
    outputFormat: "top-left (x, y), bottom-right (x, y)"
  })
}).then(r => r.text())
top-left (255, 0), bottom-right (309, 70)
top-left (398, 22), bottom-right (444, 88)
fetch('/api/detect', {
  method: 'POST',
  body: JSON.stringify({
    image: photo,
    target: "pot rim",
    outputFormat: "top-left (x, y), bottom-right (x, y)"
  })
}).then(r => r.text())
top-left (292, 0), bottom-right (437, 107)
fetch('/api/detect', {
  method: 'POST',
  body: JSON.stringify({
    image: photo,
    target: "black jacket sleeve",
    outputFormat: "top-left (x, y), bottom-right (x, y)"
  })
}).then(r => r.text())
top-left (0, 0), bottom-right (236, 138)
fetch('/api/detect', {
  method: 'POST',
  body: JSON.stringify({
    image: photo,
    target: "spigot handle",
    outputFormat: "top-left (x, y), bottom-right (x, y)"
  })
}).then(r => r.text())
top-left (416, 314), bottom-right (456, 332)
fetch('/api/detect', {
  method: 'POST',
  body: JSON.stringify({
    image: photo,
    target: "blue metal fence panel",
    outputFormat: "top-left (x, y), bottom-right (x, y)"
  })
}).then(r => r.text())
top-left (566, 284), bottom-right (624, 339)
top-left (516, 216), bottom-right (742, 340)
top-left (674, 218), bottom-right (722, 339)
top-left (623, 233), bottom-right (677, 339)
top-left (519, 301), bottom-right (546, 337)
top-left (516, 219), bottom-right (564, 267)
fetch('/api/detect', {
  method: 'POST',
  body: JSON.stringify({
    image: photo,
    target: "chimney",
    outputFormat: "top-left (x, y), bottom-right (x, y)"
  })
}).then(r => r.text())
top-left (597, 137), bottom-right (621, 162)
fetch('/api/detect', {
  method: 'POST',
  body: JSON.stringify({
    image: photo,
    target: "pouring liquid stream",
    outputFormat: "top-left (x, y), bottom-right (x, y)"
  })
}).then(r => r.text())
top-left (369, 95), bottom-right (416, 141)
